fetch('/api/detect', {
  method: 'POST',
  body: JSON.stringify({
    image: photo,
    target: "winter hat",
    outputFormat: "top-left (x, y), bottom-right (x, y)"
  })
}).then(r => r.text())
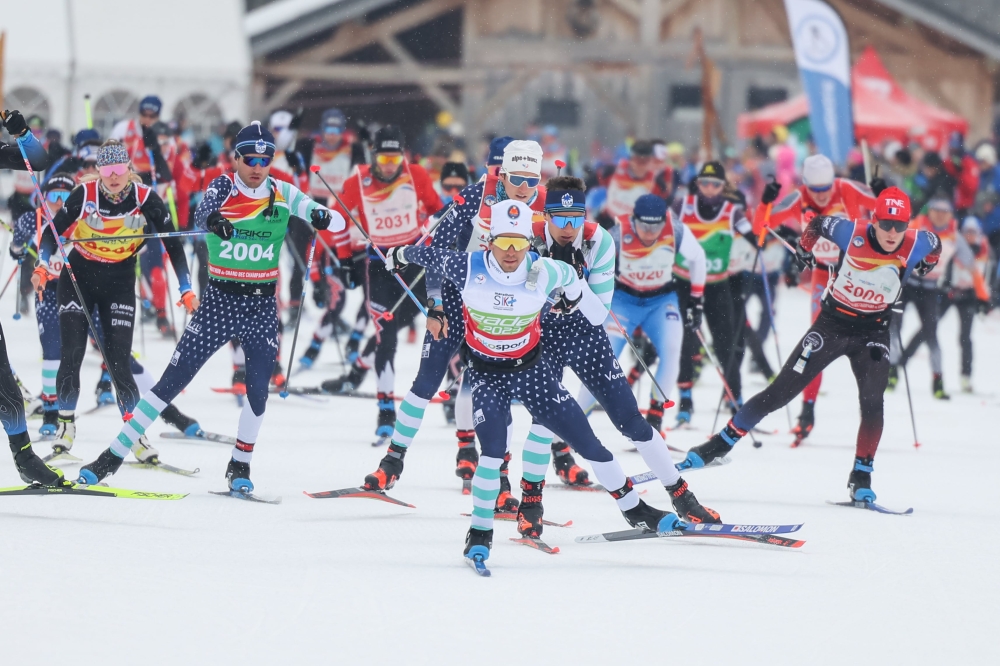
top-left (96, 142), bottom-right (129, 167)
top-left (975, 143), bottom-right (997, 166)
top-left (43, 174), bottom-right (76, 193)
top-left (77, 144), bottom-right (98, 164)
top-left (875, 187), bottom-right (911, 223)
top-left (268, 110), bottom-right (293, 133)
top-left (489, 200), bottom-right (533, 239)
top-left (487, 136), bottom-right (515, 166)
top-left (630, 140), bottom-right (655, 157)
top-left (74, 128), bottom-right (100, 148)
top-left (632, 194), bottom-right (668, 224)
top-left (321, 108), bottom-right (346, 131)
top-left (372, 125), bottom-right (405, 153)
top-left (544, 188), bottom-right (586, 214)
top-left (961, 216), bottom-right (982, 234)
top-left (233, 121), bottom-right (276, 158)
top-left (802, 154), bottom-right (835, 189)
top-left (501, 140), bottom-right (543, 176)
top-left (927, 192), bottom-right (953, 212)
top-left (440, 161), bottom-right (469, 184)
top-left (696, 161), bottom-right (726, 182)
top-left (139, 95), bottom-right (162, 116)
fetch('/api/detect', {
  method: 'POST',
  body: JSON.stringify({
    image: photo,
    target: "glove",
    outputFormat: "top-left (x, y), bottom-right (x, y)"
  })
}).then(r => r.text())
top-left (176, 290), bottom-right (200, 314)
top-left (785, 257), bottom-right (802, 287)
top-left (773, 225), bottom-right (800, 245)
top-left (31, 264), bottom-right (53, 299)
top-left (206, 211), bottom-right (234, 240)
top-left (869, 176), bottom-right (888, 197)
top-left (194, 143), bottom-right (214, 169)
top-left (384, 246), bottom-right (409, 274)
top-left (426, 299), bottom-right (449, 341)
top-left (310, 208), bottom-right (332, 231)
top-left (685, 294), bottom-right (704, 330)
top-left (761, 177), bottom-right (781, 205)
top-left (9, 243), bottom-right (26, 262)
top-left (2, 110), bottom-right (28, 137)
top-left (549, 242), bottom-right (586, 279)
top-left (913, 259), bottom-right (936, 277)
top-left (977, 299), bottom-right (993, 315)
top-left (550, 290), bottom-right (583, 316)
top-left (794, 242), bottom-right (816, 271)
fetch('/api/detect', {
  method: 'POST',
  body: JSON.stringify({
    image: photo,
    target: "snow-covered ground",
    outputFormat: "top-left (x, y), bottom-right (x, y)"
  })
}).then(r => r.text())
top-left (0, 272), bottom-right (997, 665)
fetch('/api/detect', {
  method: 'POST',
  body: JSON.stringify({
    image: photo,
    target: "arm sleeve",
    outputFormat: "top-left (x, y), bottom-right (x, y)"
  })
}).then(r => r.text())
top-left (13, 211), bottom-right (36, 250)
top-left (401, 245), bottom-right (469, 286)
top-left (534, 257), bottom-right (582, 299)
top-left (902, 231), bottom-right (942, 282)
top-left (801, 215), bottom-right (854, 252)
top-left (583, 226), bottom-right (616, 314)
top-left (677, 220), bottom-right (707, 297)
top-left (413, 165), bottom-right (444, 217)
top-left (40, 185), bottom-right (86, 262)
top-left (427, 182), bottom-right (481, 299)
top-left (732, 205), bottom-right (754, 240)
top-left (753, 190), bottom-right (803, 235)
top-left (194, 176), bottom-right (234, 230)
top-left (0, 133), bottom-right (49, 171)
top-left (277, 180), bottom-right (346, 233)
top-left (142, 191), bottom-right (192, 293)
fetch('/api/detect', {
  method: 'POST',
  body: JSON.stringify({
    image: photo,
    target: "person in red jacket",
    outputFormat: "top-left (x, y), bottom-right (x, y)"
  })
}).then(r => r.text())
top-left (941, 133), bottom-right (980, 217)
top-left (325, 126), bottom-right (443, 442)
top-left (753, 154), bottom-right (877, 446)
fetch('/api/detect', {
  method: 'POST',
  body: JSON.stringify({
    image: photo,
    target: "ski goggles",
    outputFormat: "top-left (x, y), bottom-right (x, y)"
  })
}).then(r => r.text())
top-left (241, 155), bottom-right (272, 167)
top-left (98, 163), bottom-right (129, 178)
top-left (697, 177), bottom-right (725, 188)
top-left (506, 174), bottom-right (540, 188)
top-left (323, 126), bottom-right (343, 135)
top-left (877, 219), bottom-right (908, 233)
top-left (441, 183), bottom-right (465, 194)
top-left (45, 190), bottom-right (71, 203)
top-left (806, 183), bottom-right (833, 193)
top-left (375, 153), bottom-right (404, 167)
top-left (549, 214), bottom-right (585, 229)
top-left (491, 236), bottom-right (531, 251)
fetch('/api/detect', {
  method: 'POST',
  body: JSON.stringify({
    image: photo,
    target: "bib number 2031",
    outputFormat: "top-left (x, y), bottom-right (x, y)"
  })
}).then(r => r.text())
top-left (219, 241), bottom-right (275, 262)
top-left (374, 213), bottom-right (412, 230)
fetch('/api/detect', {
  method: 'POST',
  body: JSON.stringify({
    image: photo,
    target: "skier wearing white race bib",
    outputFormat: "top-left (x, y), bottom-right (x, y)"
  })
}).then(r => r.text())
top-left (383, 199), bottom-right (684, 565)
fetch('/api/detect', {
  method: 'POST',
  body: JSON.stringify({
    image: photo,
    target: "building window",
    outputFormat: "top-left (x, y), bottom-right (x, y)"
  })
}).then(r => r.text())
top-left (93, 90), bottom-right (139, 139)
top-left (4, 87), bottom-right (50, 128)
top-left (173, 94), bottom-right (224, 144)
top-left (747, 86), bottom-right (787, 110)
top-left (669, 84), bottom-right (703, 121)
top-left (537, 99), bottom-right (580, 128)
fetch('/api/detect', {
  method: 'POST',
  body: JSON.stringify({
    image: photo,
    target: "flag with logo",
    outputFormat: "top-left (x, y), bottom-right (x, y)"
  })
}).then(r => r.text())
top-left (783, 0), bottom-right (854, 166)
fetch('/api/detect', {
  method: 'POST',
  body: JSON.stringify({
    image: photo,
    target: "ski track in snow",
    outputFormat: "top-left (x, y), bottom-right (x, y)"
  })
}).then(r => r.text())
top-left (1, 282), bottom-right (997, 665)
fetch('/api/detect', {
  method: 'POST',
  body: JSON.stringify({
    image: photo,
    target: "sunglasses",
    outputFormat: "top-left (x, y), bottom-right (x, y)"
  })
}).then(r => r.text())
top-left (549, 214), bottom-right (584, 229)
top-left (698, 178), bottom-right (725, 187)
top-left (323, 126), bottom-right (343, 135)
top-left (491, 236), bottom-right (531, 251)
top-left (442, 184), bottom-right (464, 193)
top-left (140, 111), bottom-right (158, 119)
top-left (506, 174), bottom-right (540, 188)
top-left (46, 190), bottom-right (71, 203)
top-left (375, 154), bottom-right (404, 167)
top-left (99, 163), bottom-right (129, 178)
top-left (241, 155), bottom-right (272, 167)
top-left (877, 219), bottom-right (908, 233)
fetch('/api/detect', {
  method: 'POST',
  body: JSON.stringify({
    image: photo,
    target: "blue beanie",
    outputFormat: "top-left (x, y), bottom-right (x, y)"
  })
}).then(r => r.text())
top-left (321, 108), bottom-right (346, 130)
top-left (234, 121), bottom-right (276, 157)
top-left (633, 194), bottom-right (667, 223)
top-left (139, 95), bottom-right (162, 116)
top-left (487, 136), bottom-right (515, 166)
top-left (74, 128), bottom-right (100, 147)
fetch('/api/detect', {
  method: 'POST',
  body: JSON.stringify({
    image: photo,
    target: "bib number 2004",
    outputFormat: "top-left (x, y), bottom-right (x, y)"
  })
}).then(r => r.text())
top-left (219, 241), bottom-right (275, 262)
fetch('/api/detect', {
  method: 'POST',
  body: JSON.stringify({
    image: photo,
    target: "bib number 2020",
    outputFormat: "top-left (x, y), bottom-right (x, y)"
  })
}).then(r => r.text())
top-left (219, 241), bottom-right (275, 262)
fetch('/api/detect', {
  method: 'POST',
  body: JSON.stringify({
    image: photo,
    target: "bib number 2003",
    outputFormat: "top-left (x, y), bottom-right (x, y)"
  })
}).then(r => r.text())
top-left (218, 241), bottom-right (275, 262)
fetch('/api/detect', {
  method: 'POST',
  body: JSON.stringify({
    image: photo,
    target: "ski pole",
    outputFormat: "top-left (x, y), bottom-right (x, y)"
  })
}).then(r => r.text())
top-left (607, 307), bottom-right (675, 408)
top-left (280, 234), bottom-right (318, 399)
top-left (63, 229), bottom-right (208, 244)
top-left (695, 328), bottom-right (760, 447)
top-left (8, 126), bottom-right (131, 418)
top-left (386, 269), bottom-right (426, 318)
top-left (310, 165), bottom-right (428, 316)
top-left (0, 264), bottom-right (19, 300)
top-left (757, 248), bottom-right (792, 430)
top-left (891, 321), bottom-right (921, 449)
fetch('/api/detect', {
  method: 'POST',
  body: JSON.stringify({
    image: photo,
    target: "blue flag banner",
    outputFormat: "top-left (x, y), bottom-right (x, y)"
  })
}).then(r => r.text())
top-left (783, 0), bottom-right (854, 166)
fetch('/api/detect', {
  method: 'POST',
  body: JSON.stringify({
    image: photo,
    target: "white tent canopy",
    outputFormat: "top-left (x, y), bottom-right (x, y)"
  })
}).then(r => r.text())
top-left (1, 0), bottom-right (250, 139)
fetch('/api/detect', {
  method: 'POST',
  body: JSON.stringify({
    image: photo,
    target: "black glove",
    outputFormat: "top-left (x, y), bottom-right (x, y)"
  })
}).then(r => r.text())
top-left (773, 225), bottom-right (800, 245)
top-left (977, 299), bottom-right (993, 315)
top-left (340, 252), bottom-right (366, 289)
top-left (194, 143), bottom-right (214, 169)
top-left (549, 242), bottom-right (586, 279)
top-left (913, 259), bottom-right (936, 277)
top-left (869, 176), bottom-right (888, 197)
top-left (311, 208), bottom-right (332, 231)
top-left (685, 295), bottom-right (704, 330)
top-left (761, 177), bottom-right (781, 205)
top-left (794, 242), bottom-right (816, 271)
top-left (785, 256), bottom-right (802, 287)
top-left (2, 110), bottom-right (28, 137)
top-left (206, 211), bottom-right (234, 240)
top-left (550, 290), bottom-right (583, 316)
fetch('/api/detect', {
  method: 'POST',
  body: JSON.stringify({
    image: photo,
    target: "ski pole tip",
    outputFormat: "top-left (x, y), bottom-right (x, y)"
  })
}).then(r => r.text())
top-left (12, 313), bottom-right (20, 320)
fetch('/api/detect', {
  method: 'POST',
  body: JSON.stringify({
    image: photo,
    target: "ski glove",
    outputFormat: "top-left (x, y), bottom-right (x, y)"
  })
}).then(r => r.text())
top-left (9, 243), bottom-right (26, 262)
top-left (793, 242), bottom-right (816, 271)
top-left (311, 208), bottom-right (332, 231)
top-left (2, 110), bottom-right (28, 137)
top-left (761, 177), bottom-right (781, 205)
top-left (913, 259), bottom-right (936, 277)
top-left (206, 211), bottom-right (234, 240)
top-left (384, 246), bottom-right (409, 274)
top-left (869, 176), bottom-right (888, 197)
top-left (177, 290), bottom-right (200, 314)
top-left (685, 294), bottom-right (704, 330)
top-left (550, 290), bottom-right (583, 316)
top-left (549, 242), bottom-right (587, 279)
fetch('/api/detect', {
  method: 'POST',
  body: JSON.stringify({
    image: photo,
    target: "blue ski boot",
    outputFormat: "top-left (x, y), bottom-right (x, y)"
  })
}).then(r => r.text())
top-left (674, 387), bottom-right (693, 427)
top-left (226, 459), bottom-right (253, 493)
top-left (345, 330), bottom-right (363, 364)
top-left (681, 421), bottom-right (745, 469)
top-left (623, 498), bottom-right (682, 533)
top-left (375, 392), bottom-right (395, 439)
top-left (299, 338), bottom-right (322, 368)
top-left (39, 402), bottom-right (59, 438)
top-left (78, 448), bottom-right (124, 485)
top-left (463, 527), bottom-right (493, 562)
top-left (95, 369), bottom-right (115, 406)
top-left (848, 457), bottom-right (876, 502)
top-left (160, 403), bottom-right (203, 438)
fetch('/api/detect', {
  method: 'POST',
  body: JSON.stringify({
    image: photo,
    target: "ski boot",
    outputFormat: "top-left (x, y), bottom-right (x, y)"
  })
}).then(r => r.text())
top-left (226, 459), bottom-right (253, 493)
top-left (682, 421), bottom-right (745, 469)
top-left (932, 373), bottom-right (950, 400)
top-left (847, 456), bottom-right (875, 502)
top-left (886, 365), bottom-right (898, 392)
top-left (666, 478), bottom-right (720, 523)
top-left (95, 369), bottom-right (115, 406)
top-left (156, 309), bottom-right (173, 338)
top-left (960, 374), bottom-right (973, 394)
top-left (321, 364), bottom-right (367, 394)
top-left (78, 448), bottom-right (124, 485)
top-left (39, 403), bottom-right (59, 438)
top-left (10, 433), bottom-right (66, 486)
top-left (363, 443), bottom-right (406, 491)
top-left (551, 440), bottom-right (592, 487)
top-left (495, 453), bottom-right (519, 512)
top-left (345, 330), bottom-right (363, 364)
top-left (791, 401), bottom-right (815, 448)
top-left (674, 387), bottom-right (693, 427)
top-left (375, 393), bottom-right (395, 441)
top-left (646, 399), bottom-right (665, 433)
top-left (52, 415), bottom-right (76, 455)
top-left (160, 403), bottom-right (203, 437)
top-left (299, 338), bottom-right (322, 369)
top-left (455, 429), bottom-right (478, 487)
top-left (131, 435), bottom-right (160, 463)
top-left (516, 479), bottom-right (545, 537)
top-left (622, 496), bottom-right (682, 533)
top-left (463, 527), bottom-right (493, 563)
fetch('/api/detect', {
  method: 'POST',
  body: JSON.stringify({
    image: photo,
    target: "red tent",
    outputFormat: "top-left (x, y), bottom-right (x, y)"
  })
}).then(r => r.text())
top-left (737, 46), bottom-right (968, 148)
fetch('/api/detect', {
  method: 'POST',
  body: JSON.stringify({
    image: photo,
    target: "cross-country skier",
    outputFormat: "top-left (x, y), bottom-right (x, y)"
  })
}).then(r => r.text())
top-left (109, 95), bottom-right (172, 187)
top-left (384, 199), bottom-right (684, 565)
top-left (75, 122), bottom-right (344, 491)
top-left (515, 182), bottom-right (718, 538)
top-left (754, 154), bottom-right (878, 445)
top-left (941, 216), bottom-right (992, 392)
top-left (597, 140), bottom-right (674, 228)
top-left (682, 188), bottom-right (941, 503)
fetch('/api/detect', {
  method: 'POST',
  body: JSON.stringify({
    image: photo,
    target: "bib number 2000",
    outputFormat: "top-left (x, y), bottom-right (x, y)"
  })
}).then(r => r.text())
top-left (218, 241), bottom-right (275, 262)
